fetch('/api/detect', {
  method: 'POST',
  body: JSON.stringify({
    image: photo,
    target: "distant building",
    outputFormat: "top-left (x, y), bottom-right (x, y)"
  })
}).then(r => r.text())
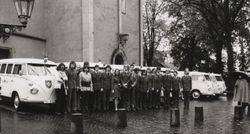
top-left (0, 0), bottom-right (143, 65)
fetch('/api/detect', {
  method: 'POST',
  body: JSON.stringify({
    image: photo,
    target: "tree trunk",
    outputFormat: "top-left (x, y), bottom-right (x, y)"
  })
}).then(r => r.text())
top-left (226, 39), bottom-right (235, 74)
top-left (215, 42), bottom-right (223, 74)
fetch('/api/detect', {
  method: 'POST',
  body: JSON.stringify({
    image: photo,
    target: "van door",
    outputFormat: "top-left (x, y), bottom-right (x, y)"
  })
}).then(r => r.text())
top-left (0, 64), bottom-right (7, 97)
top-left (2, 64), bottom-right (14, 97)
top-left (12, 64), bottom-right (28, 100)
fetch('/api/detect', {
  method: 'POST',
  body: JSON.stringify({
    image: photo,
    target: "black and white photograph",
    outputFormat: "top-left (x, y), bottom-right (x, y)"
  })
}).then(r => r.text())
top-left (0, 0), bottom-right (250, 133)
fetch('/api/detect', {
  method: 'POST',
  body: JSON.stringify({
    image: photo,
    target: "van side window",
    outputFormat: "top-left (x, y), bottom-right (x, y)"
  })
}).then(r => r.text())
top-left (13, 64), bottom-right (22, 74)
top-left (6, 64), bottom-right (13, 74)
top-left (0, 64), bottom-right (7, 73)
top-left (192, 75), bottom-right (198, 81)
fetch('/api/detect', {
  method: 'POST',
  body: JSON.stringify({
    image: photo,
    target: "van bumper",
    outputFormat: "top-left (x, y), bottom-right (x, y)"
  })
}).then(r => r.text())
top-left (20, 99), bottom-right (55, 104)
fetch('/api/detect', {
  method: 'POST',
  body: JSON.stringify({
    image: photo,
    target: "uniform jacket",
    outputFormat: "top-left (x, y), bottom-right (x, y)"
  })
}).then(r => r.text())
top-left (102, 72), bottom-right (113, 90)
top-left (65, 69), bottom-right (79, 89)
top-left (147, 74), bottom-right (154, 90)
top-left (140, 75), bottom-right (148, 93)
top-left (181, 75), bottom-right (192, 91)
top-left (154, 74), bottom-right (162, 90)
top-left (162, 74), bottom-right (172, 91)
top-left (120, 71), bottom-right (131, 88)
top-left (130, 72), bottom-right (139, 89)
top-left (172, 76), bottom-right (181, 92)
top-left (91, 71), bottom-right (103, 91)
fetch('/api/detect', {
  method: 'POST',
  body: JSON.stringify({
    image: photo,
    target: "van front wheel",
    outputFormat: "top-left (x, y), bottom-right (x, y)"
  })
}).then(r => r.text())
top-left (192, 91), bottom-right (201, 100)
top-left (13, 94), bottom-right (22, 111)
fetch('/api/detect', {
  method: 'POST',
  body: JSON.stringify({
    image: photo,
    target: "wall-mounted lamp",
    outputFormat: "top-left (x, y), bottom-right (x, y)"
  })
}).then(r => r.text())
top-left (0, 0), bottom-right (35, 42)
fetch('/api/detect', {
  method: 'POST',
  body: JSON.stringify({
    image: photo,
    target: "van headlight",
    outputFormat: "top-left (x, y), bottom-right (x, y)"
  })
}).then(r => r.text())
top-left (30, 88), bottom-right (39, 95)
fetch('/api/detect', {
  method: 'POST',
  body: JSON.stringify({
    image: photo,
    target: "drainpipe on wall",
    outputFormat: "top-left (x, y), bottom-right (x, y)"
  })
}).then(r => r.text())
top-left (81, 0), bottom-right (94, 62)
top-left (139, 0), bottom-right (143, 66)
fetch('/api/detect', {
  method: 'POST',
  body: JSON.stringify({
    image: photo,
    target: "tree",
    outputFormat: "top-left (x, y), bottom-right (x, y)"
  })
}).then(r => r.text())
top-left (166, 1), bottom-right (214, 71)
top-left (143, 0), bottom-right (168, 66)
top-left (166, 0), bottom-right (250, 75)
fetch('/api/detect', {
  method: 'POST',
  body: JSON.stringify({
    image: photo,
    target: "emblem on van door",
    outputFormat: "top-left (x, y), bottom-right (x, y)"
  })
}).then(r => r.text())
top-left (45, 80), bottom-right (52, 88)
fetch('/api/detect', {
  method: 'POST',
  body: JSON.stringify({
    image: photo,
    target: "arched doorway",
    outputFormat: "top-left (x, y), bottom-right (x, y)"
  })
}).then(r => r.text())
top-left (111, 48), bottom-right (127, 65)
top-left (114, 54), bottom-right (124, 65)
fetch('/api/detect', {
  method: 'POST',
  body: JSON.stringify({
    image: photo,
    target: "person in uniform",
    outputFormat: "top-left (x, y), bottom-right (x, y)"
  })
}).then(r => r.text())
top-left (147, 68), bottom-right (154, 109)
top-left (79, 62), bottom-right (93, 112)
top-left (110, 69), bottom-right (121, 111)
top-left (91, 65), bottom-right (103, 111)
top-left (162, 70), bottom-right (172, 109)
top-left (172, 71), bottom-right (181, 108)
top-left (140, 70), bottom-right (148, 110)
top-left (181, 68), bottom-right (192, 109)
top-left (154, 68), bottom-right (162, 109)
top-left (129, 64), bottom-right (137, 111)
top-left (133, 68), bottom-right (141, 110)
top-left (65, 61), bottom-right (80, 113)
top-left (120, 65), bottom-right (132, 111)
top-left (102, 65), bottom-right (113, 111)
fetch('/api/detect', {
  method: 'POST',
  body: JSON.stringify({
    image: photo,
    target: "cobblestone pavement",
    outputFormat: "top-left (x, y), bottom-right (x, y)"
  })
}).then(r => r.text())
top-left (1, 96), bottom-right (250, 134)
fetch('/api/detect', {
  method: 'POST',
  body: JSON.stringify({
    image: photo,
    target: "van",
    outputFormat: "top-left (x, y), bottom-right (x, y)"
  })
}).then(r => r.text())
top-left (210, 73), bottom-right (227, 96)
top-left (0, 58), bottom-right (58, 111)
top-left (178, 71), bottom-right (215, 99)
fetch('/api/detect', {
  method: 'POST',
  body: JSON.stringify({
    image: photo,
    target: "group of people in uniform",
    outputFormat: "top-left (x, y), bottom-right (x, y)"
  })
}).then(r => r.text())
top-left (54, 61), bottom-right (192, 114)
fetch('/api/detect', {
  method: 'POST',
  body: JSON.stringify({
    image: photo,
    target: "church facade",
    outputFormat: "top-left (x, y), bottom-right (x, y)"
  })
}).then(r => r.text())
top-left (0, 0), bottom-right (143, 65)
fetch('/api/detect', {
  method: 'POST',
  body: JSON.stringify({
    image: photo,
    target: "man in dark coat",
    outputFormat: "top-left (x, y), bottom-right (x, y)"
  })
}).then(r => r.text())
top-left (147, 68), bottom-right (154, 109)
top-left (154, 68), bottom-right (162, 109)
top-left (181, 68), bottom-right (192, 109)
top-left (172, 71), bottom-right (181, 108)
top-left (91, 65), bottom-right (103, 111)
top-left (134, 68), bottom-right (141, 110)
top-left (65, 61), bottom-right (80, 113)
top-left (102, 65), bottom-right (113, 111)
top-left (140, 70), bottom-right (148, 110)
top-left (120, 65), bottom-right (132, 111)
top-left (162, 70), bottom-right (172, 109)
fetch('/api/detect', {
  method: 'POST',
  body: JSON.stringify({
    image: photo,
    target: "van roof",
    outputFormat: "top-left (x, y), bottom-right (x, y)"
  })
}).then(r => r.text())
top-left (0, 58), bottom-right (56, 65)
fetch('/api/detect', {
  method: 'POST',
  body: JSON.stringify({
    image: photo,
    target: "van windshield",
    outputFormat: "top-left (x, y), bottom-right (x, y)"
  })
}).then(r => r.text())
top-left (215, 76), bottom-right (223, 81)
top-left (204, 75), bottom-right (211, 81)
top-left (27, 64), bottom-right (56, 76)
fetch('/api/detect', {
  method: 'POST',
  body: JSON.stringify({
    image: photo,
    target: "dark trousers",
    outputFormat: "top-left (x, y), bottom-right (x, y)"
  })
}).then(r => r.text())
top-left (135, 90), bottom-right (140, 109)
top-left (152, 90), bottom-right (157, 108)
top-left (103, 89), bottom-right (111, 110)
top-left (148, 90), bottom-right (153, 109)
top-left (81, 91), bottom-right (92, 112)
top-left (238, 101), bottom-right (248, 113)
top-left (55, 87), bottom-right (66, 113)
top-left (121, 87), bottom-right (130, 110)
top-left (172, 90), bottom-right (179, 107)
top-left (156, 90), bottom-right (161, 108)
top-left (183, 91), bottom-right (190, 109)
top-left (130, 87), bottom-right (136, 109)
top-left (141, 92), bottom-right (147, 109)
top-left (67, 88), bottom-right (80, 112)
top-left (164, 90), bottom-right (170, 109)
top-left (93, 90), bottom-right (102, 111)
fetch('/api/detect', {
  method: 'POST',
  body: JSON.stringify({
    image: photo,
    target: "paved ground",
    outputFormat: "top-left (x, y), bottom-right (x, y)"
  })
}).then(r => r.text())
top-left (0, 96), bottom-right (250, 134)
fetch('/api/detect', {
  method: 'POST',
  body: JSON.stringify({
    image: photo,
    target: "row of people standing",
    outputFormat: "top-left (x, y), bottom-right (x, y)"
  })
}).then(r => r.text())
top-left (54, 61), bottom-right (192, 114)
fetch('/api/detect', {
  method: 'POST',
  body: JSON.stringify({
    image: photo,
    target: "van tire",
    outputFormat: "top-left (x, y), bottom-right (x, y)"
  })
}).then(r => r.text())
top-left (13, 93), bottom-right (22, 111)
top-left (191, 90), bottom-right (201, 100)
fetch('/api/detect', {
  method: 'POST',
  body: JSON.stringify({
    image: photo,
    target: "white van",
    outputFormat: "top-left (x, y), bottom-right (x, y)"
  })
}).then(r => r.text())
top-left (0, 58), bottom-right (58, 111)
top-left (210, 73), bottom-right (226, 96)
top-left (178, 71), bottom-right (215, 99)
